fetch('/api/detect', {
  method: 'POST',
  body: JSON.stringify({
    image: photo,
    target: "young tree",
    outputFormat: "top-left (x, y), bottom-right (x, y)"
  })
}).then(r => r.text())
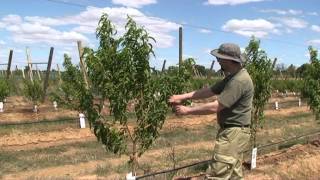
top-left (23, 79), bottom-right (43, 112)
top-left (286, 64), bottom-right (297, 78)
top-left (244, 37), bottom-right (273, 147)
top-left (54, 14), bottom-right (193, 175)
top-left (0, 78), bottom-right (10, 112)
top-left (0, 78), bottom-right (9, 102)
top-left (50, 54), bottom-right (87, 112)
top-left (302, 46), bottom-right (320, 120)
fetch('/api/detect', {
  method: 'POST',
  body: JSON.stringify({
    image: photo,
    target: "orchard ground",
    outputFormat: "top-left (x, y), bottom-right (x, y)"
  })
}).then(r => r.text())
top-left (0, 95), bottom-right (320, 179)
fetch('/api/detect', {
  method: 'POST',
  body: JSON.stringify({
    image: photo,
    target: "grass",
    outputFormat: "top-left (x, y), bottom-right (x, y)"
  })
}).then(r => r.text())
top-left (154, 124), bottom-right (216, 149)
top-left (95, 161), bottom-right (131, 177)
top-left (0, 140), bottom-right (115, 177)
top-left (1, 108), bottom-right (320, 178)
top-left (0, 116), bottom-right (82, 136)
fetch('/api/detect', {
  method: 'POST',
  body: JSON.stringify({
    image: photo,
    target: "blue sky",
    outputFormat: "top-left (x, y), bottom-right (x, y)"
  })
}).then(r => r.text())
top-left (0, 0), bottom-right (319, 71)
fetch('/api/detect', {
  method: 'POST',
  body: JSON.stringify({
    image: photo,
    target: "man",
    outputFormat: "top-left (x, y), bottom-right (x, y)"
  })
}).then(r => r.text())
top-left (169, 43), bottom-right (253, 179)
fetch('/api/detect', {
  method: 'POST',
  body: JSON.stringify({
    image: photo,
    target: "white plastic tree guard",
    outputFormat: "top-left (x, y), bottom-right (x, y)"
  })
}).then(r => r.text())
top-left (274, 101), bottom-right (279, 110)
top-left (0, 102), bottom-right (3, 112)
top-left (126, 172), bottom-right (136, 180)
top-left (53, 101), bottom-right (58, 110)
top-left (79, 113), bottom-right (86, 128)
top-left (298, 98), bottom-right (301, 107)
top-left (251, 147), bottom-right (258, 169)
top-left (33, 105), bottom-right (38, 113)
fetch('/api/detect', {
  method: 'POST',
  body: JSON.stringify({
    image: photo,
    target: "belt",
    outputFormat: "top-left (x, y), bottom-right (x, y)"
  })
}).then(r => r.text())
top-left (219, 124), bottom-right (250, 129)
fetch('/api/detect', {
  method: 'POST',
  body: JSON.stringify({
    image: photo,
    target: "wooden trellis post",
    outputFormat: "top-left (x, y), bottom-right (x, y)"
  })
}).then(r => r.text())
top-left (36, 65), bottom-right (42, 81)
top-left (26, 47), bottom-right (34, 82)
top-left (57, 64), bottom-right (62, 82)
top-left (77, 41), bottom-right (89, 89)
top-left (179, 27), bottom-right (183, 70)
top-left (21, 68), bottom-right (25, 79)
top-left (42, 47), bottom-right (54, 102)
top-left (6, 50), bottom-right (13, 79)
top-left (207, 60), bottom-right (215, 79)
top-left (161, 59), bottom-right (166, 72)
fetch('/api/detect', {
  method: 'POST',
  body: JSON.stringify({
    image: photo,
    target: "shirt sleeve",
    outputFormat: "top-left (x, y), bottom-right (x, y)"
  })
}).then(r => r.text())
top-left (217, 80), bottom-right (243, 108)
top-left (210, 80), bottom-right (225, 94)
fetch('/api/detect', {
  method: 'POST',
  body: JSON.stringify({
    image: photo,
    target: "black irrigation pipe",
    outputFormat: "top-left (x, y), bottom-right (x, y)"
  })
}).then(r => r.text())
top-left (136, 129), bottom-right (320, 179)
top-left (245, 129), bottom-right (320, 153)
top-left (136, 160), bottom-right (212, 179)
top-left (0, 117), bottom-right (79, 126)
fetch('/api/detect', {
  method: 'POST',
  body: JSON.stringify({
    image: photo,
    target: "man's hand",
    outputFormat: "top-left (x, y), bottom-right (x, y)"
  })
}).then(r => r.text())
top-left (172, 105), bottom-right (190, 115)
top-left (169, 95), bottom-right (184, 105)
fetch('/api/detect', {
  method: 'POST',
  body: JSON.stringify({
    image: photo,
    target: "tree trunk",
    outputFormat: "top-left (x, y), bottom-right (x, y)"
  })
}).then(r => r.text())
top-left (131, 141), bottom-right (137, 176)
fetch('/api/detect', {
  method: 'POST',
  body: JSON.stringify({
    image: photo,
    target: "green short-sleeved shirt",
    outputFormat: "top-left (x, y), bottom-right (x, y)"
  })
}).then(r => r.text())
top-left (210, 68), bottom-right (254, 127)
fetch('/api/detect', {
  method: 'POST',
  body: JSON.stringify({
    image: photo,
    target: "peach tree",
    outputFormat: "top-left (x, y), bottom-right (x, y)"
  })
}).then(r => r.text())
top-left (23, 79), bottom-right (44, 113)
top-left (50, 54), bottom-right (87, 112)
top-left (0, 78), bottom-right (9, 102)
top-left (302, 46), bottom-right (320, 120)
top-left (54, 14), bottom-right (193, 175)
top-left (244, 38), bottom-right (273, 147)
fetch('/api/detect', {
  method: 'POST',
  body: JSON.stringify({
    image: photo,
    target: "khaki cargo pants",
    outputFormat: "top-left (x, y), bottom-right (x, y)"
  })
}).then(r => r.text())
top-left (206, 127), bottom-right (251, 180)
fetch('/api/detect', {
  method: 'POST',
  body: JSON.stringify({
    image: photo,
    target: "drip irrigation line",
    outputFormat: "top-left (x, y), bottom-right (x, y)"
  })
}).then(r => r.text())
top-left (136, 160), bottom-right (212, 179)
top-left (0, 117), bottom-right (79, 126)
top-left (136, 129), bottom-right (320, 179)
top-left (246, 129), bottom-right (320, 153)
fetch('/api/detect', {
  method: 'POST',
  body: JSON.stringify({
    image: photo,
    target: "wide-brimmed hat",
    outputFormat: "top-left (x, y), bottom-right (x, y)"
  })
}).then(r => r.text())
top-left (210, 43), bottom-right (243, 63)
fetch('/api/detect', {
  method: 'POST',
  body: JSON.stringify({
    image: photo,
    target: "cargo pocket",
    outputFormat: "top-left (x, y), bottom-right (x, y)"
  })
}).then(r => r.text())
top-left (208, 153), bottom-right (237, 178)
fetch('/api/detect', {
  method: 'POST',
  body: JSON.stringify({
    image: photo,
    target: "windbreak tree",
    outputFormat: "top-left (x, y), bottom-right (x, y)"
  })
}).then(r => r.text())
top-left (302, 46), bottom-right (320, 120)
top-left (244, 37), bottom-right (273, 147)
top-left (54, 14), bottom-right (193, 175)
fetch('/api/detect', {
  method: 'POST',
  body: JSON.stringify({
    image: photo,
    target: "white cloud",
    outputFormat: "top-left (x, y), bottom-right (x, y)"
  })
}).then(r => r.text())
top-left (0, 22), bottom-right (5, 29)
top-left (112, 0), bottom-right (157, 8)
top-left (72, 25), bottom-right (96, 34)
top-left (0, 40), bottom-right (6, 45)
top-left (2, 14), bottom-right (22, 24)
top-left (260, 9), bottom-right (303, 15)
top-left (307, 39), bottom-right (320, 46)
top-left (5, 21), bottom-right (88, 45)
top-left (222, 19), bottom-right (277, 38)
top-left (14, 49), bottom-right (24, 53)
top-left (199, 28), bottom-right (212, 34)
top-left (204, 48), bottom-right (211, 54)
top-left (305, 52), bottom-right (310, 58)
top-left (23, 6), bottom-right (180, 48)
top-left (205, 0), bottom-right (266, 6)
top-left (285, 28), bottom-right (293, 33)
top-left (273, 17), bottom-right (308, 29)
top-left (311, 25), bottom-right (320, 32)
top-left (183, 54), bottom-right (195, 59)
top-left (307, 12), bottom-right (318, 16)
top-left (1, 7), bottom-right (179, 49)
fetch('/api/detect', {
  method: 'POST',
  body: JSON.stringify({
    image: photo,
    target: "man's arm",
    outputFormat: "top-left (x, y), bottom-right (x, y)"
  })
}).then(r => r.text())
top-left (169, 87), bottom-right (215, 105)
top-left (173, 100), bottom-right (225, 115)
